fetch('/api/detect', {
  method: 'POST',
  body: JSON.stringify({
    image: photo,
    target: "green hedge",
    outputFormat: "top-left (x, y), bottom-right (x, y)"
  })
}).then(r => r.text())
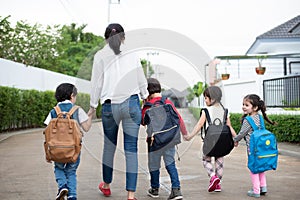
top-left (0, 86), bottom-right (101, 132)
top-left (188, 107), bottom-right (300, 143)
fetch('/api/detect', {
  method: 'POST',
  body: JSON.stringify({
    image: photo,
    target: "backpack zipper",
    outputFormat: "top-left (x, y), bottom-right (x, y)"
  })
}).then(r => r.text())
top-left (258, 154), bottom-right (277, 158)
top-left (49, 145), bottom-right (75, 149)
top-left (150, 125), bottom-right (178, 146)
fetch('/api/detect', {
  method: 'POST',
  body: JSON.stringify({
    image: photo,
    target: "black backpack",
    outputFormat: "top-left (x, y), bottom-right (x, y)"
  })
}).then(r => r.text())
top-left (201, 108), bottom-right (234, 157)
top-left (144, 96), bottom-right (181, 152)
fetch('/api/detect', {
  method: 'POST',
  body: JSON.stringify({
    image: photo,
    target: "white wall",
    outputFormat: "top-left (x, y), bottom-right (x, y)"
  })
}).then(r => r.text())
top-left (0, 58), bottom-right (90, 94)
top-left (221, 79), bottom-right (261, 113)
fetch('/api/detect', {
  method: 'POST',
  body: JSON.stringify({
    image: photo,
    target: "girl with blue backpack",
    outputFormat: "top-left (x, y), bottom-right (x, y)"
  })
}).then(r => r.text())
top-left (234, 94), bottom-right (277, 198)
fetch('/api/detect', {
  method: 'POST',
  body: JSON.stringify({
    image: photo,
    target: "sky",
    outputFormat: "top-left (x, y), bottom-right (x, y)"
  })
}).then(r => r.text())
top-left (1, 0), bottom-right (300, 90)
top-left (1, 0), bottom-right (300, 57)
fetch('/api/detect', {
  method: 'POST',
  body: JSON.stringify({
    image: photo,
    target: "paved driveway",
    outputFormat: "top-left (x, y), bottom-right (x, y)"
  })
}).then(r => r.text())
top-left (0, 109), bottom-right (299, 200)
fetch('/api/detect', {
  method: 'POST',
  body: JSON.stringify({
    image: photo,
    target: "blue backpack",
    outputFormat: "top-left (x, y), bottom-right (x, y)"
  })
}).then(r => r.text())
top-left (246, 115), bottom-right (278, 174)
top-left (143, 96), bottom-right (181, 152)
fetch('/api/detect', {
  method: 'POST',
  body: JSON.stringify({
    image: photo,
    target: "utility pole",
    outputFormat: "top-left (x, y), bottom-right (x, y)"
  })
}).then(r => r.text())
top-left (108, 0), bottom-right (120, 24)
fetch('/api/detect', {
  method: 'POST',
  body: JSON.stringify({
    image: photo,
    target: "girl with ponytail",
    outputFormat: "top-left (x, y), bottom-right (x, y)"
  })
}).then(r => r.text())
top-left (89, 23), bottom-right (149, 200)
top-left (234, 94), bottom-right (277, 198)
top-left (186, 86), bottom-right (237, 193)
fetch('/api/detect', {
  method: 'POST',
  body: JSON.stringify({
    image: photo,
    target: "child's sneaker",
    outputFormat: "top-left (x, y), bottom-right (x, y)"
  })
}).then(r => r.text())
top-left (208, 175), bottom-right (220, 192)
top-left (56, 185), bottom-right (68, 200)
top-left (260, 186), bottom-right (267, 195)
top-left (168, 188), bottom-right (183, 200)
top-left (147, 188), bottom-right (159, 198)
top-left (214, 183), bottom-right (221, 192)
top-left (247, 189), bottom-right (260, 198)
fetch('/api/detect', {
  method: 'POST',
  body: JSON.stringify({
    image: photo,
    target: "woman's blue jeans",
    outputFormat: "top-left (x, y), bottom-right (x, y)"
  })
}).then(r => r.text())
top-left (54, 154), bottom-right (80, 198)
top-left (148, 147), bottom-right (180, 189)
top-left (101, 94), bottom-right (141, 192)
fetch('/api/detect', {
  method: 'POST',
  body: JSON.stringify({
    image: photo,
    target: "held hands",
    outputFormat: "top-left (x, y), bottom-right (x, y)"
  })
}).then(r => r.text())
top-left (234, 141), bottom-right (239, 147)
top-left (88, 107), bottom-right (96, 117)
top-left (183, 133), bottom-right (193, 141)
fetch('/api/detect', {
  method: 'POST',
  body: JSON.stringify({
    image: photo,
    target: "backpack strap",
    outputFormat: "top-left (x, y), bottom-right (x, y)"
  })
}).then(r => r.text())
top-left (245, 116), bottom-right (259, 131)
top-left (144, 101), bottom-right (153, 107)
top-left (68, 105), bottom-right (80, 116)
top-left (201, 108), bottom-right (212, 125)
top-left (245, 115), bottom-right (266, 131)
top-left (54, 106), bottom-right (62, 117)
top-left (144, 96), bottom-right (167, 107)
top-left (200, 108), bottom-right (211, 140)
top-left (259, 115), bottom-right (265, 129)
top-left (161, 96), bottom-right (167, 103)
top-left (223, 109), bottom-right (228, 124)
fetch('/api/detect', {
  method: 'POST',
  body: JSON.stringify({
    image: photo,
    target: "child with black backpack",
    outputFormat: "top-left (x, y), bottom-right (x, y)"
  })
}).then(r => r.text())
top-left (44, 83), bottom-right (92, 200)
top-left (185, 86), bottom-right (236, 192)
top-left (234, 94), bottom-right (277, 198)
top-left (142, 78), bottom-right (188, 200)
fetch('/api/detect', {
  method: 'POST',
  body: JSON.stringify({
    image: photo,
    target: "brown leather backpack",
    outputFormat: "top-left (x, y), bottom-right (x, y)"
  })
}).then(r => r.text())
top-left (43, 105), bottom-right (82, 163)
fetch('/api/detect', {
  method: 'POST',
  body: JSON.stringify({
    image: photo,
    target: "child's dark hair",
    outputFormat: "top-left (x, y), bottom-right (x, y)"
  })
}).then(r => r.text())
top-left (104, 23), bottom-right (125, 55)
top-left (203, 86), bottom-right (222, 106)
top-left (147, 78), bottom-right (161, 95)
top-left (55, 83), bottom-right (77, 102)
top-left (243, 94), bottom-right (276, 125)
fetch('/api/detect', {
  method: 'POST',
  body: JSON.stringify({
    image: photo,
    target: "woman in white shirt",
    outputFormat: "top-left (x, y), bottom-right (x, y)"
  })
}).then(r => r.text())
top-left (88, 23), bottom-right (148, 200)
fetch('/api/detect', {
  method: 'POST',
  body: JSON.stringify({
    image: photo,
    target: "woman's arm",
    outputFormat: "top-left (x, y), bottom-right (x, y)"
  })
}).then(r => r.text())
top-left (90, 54), bottom-right (104, 109)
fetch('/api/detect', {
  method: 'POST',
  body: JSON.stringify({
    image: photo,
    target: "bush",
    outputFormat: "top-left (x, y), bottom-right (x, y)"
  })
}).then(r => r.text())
top-left (188, 107), bottom-right (300, 143)
top-left (0, 86), bottom-right (101, 133)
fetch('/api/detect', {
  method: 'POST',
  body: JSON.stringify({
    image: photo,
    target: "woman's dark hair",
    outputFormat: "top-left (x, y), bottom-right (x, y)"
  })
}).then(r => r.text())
top-left (55, 83), bottom-right (77, 102)
top-left (104, 23), bottom-right (125, 55)
top-left (147, 78), bottom-right (161, 95)
top-left (242, 94), bottom-right (276, 125)
top-left (203, 86), bottom-right (222, 105)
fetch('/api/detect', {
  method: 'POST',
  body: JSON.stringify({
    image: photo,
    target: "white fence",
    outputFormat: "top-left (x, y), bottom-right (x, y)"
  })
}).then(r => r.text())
top-left (1, 58), bottom-right (299, 115)
top-left (0, 58), bottom-right (90, 94)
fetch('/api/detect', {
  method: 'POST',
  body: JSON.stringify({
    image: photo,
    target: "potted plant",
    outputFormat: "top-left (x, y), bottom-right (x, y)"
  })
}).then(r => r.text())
top-left (255, 55), bottom-right (267, 75)
top-left (221, 73), bottom-right (230, 80)
top-left (221, 60), bottom-right (230, 80)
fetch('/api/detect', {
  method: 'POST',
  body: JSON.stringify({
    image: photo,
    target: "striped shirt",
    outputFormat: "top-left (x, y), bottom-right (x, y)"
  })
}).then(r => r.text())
top-left (234, 114), bottom-right (262, 148)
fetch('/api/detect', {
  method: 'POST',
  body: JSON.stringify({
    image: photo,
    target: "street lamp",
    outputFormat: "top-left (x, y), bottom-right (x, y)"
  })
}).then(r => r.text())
top-left (108, 0), bottom-right (120, 24)
top-left (146, 51), bottom-right (159, 78)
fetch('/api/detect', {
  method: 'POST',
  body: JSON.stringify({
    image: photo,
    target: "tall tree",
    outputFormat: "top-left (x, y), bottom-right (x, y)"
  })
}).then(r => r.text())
top-left (0, 16), bottom-right (104, 80)
top-left (0, 15), bottom-right (60, 68)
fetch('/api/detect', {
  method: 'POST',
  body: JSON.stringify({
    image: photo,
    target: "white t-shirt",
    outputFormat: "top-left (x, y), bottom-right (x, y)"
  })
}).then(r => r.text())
top-left (90, 44), bottom-right (149, 107)
top-left (44, 100), bottom-right (89, 125)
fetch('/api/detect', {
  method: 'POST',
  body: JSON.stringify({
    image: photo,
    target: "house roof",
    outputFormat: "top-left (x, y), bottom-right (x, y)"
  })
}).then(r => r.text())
top-left (246, 15), bottom-right (300, 56)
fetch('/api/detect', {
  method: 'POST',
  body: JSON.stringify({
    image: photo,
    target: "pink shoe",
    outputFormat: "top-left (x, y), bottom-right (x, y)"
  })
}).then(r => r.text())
top-left (214, 183), bottom-right (221, 192)
top-left (98, 182), bottom-right (111, 197)
top-left (208, 175), bottom-right (220, 192)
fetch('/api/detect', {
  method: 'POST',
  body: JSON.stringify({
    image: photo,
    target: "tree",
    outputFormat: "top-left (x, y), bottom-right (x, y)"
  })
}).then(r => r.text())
top-left (186, 87), bottom-right (195, 103)
top-left (192, 81), bottom-right (207, 107)
top-left (140, 59), bottom-right (154, 78)
top-left (0, 16), bottom-right (105, 80)
top-left (55, 23), bottom-right (104, 78)
top-left (0, 15), bottom-right (60, 68)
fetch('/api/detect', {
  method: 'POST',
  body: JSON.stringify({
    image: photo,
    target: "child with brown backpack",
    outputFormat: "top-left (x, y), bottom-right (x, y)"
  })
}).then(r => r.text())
top-left (43, 83), bottom-right (92, 200)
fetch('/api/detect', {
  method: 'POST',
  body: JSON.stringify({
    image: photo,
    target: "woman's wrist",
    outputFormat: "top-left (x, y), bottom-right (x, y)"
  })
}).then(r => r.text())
top-left (90, 106), bottom-right (96, 110)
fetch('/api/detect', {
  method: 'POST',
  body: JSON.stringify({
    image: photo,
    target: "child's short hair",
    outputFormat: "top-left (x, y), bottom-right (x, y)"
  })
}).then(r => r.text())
top-left (55, 83), bottom-right (77, 102)
top-left (203, 86), bottom-right (222, 103)
top-left (147, 78), bottom-right (161, 95)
